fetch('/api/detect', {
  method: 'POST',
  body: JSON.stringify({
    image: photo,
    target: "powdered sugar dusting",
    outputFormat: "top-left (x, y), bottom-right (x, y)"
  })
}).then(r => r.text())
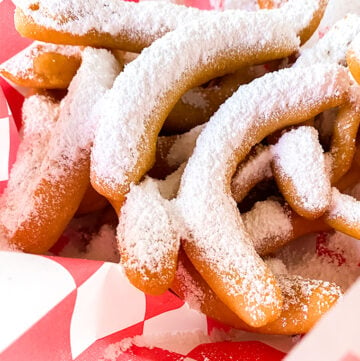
top-left (0, 41), bottom-right (81, 80)
top-left (91, 5), bottom-right (302, 192)
top-left (176, 64), bottom-right (349, 321)
top-left (166, 125), bottom-right (204, 167)
top-left (175, 257), bottom-right (205, 312)
top-left (118, 177), bottom-right (180, 277)
top-left (15, 0), bottom-right (204, 44)
top-left (295, 14), bottom-right (360, 67)
top-left (157, 162), bottom-right (186, 199)
top-left (278, 231), bottom-right (360, 291)
top-left (21, 94), bottom-right (60, 138)
top-left (276, 275), bottom-right (341, 326)
top-left (14, 0), bottom-right (321, 49)
top-left (231, 145), bottom-right (272, 203)
top-left (0, 95), bottom-right (59, 243)
top-left (272, 126), bottom-right (331, 214)
top-left (327, 187), bottom-right (360, 227)
top-left (242, 200), bottom-right (292, 255)
top-left (181, 88), bottom-right (209, 109)
top-left (0, 48), bottom-right (119, 241)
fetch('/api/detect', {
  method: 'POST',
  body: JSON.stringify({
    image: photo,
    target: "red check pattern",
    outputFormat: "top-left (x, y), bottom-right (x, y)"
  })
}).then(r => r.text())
top-left (0, 253), bottom-right (287, 361)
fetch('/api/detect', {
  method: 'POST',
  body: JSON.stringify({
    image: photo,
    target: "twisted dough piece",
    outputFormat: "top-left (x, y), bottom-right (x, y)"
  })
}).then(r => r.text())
top-left (175, 64), bottom-right (350, 327)
top-left (172, 250), bottom-right (342, 335)
top-left (0, 48), bottom-right (120, 253)
top-left (91, 0), bottom-right (324, 207)
top-left (14, 0), bottom-right (326, 52)
top-left (0, 41), bottom-right (82, 89)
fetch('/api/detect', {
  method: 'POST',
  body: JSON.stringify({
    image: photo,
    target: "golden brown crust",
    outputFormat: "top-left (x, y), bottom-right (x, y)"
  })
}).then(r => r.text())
top-left (172, 251), bottom-right (341, 335)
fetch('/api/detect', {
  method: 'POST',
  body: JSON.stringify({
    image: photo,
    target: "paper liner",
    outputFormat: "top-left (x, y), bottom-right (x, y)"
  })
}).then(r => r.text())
top-left (1, 0), bottom-right (360, 359)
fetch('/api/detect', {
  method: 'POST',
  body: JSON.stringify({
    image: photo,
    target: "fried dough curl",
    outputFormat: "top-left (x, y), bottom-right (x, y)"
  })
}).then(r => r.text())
top-left (14, 0), bottom-right (325, 52)
top-left (0, 48), bottom-right (120, 253)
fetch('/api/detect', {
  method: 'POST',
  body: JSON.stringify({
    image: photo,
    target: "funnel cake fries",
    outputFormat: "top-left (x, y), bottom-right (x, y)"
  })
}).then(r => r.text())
top-left (172, 251), bottom-right (342, 335)
top-left (91, 0), bottom-right (325, 208)
top-left (0, 41), bottom-right (82, 89)
top-left (175, 64), bottom-right (349, 327)
top-left (0, 44), bottom-right (262, 134)
top-left (0, 48), bottom-right (120, 253)
top-left (13, 0), bottom-right (326, 52)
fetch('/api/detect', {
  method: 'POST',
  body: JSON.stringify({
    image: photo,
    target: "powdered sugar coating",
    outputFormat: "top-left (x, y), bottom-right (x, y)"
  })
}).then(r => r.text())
top-left (327, 187), bottom-right (360, 227)
top-left (242, 200), bottom-right (292, 255)
top-left (175, 257), bottom-right (205, 311)
top-left (275, 275), bottom-right (341, 328)
top-left (91, 4), bottom-right (306, 196)
top-left (278, 231), bottom-right (360, 291)
top-left (0, 95), bottom-right (58, 236)
top-left (0, 41), bottom-right (81, 80)
top-left (14, 0), bottom-right (322, 50)
top-left (176, 64), bottom-right (349, 323)
top-left (295, 14), bottom-right (360, 67)
top-left (0, 48), bottom-right (119, 243)
top-left (118, 177), bottom-right (180, 279)
top-left (272, 126), bottom-right (331, 214)
top-left (231, 145), bottom-right (272, 203)
top-left (166, 125), bottom-right (204, 167)
top-left (0, 95), bottom-right (59, 249)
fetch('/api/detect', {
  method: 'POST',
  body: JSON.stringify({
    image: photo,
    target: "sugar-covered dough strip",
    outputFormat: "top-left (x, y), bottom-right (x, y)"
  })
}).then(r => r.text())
top-left (324, 188), bottom-right (360, 239)
top-left (0, 48), bottom-right (120, 253)
top-left (14, 0), bottom-right (326, 52)
top-left (172, 251), bottom-right (342, 335)
top-left (242, 199), bottom-right (330, 256)
top-left (176, 64), bottom-right (350, 327)
top-left (118, 177), bottom-right (180, 295)
top-left (271, 95), bottom-right (360, 217)
top-left (0, 42), bottom-right (82, 89)
top-left (295, 14), bottom-right (360, 68)
top-left (329, 103), bottom-right (360, 184)
top-left (0, 94), bottom-right (59, 250)
top-left (271, 126), bottom-right (331, 219)
top-left (0, 42), bottom-right (259, 134)
top-left (91, 0), bottom-right (323, 206)
top-left (231, 144), bottom-right (272, 203)
top-left (151, 125), bottom-right (204, 178)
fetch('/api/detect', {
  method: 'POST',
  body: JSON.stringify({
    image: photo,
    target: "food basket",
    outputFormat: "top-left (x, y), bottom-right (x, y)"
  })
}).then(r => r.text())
top-left (1, 0), bottom-right (360, 359)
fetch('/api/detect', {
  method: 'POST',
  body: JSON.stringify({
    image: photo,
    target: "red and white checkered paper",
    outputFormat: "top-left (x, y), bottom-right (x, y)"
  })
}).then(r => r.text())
top-left (1, 0), bottom-right (360, 360)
